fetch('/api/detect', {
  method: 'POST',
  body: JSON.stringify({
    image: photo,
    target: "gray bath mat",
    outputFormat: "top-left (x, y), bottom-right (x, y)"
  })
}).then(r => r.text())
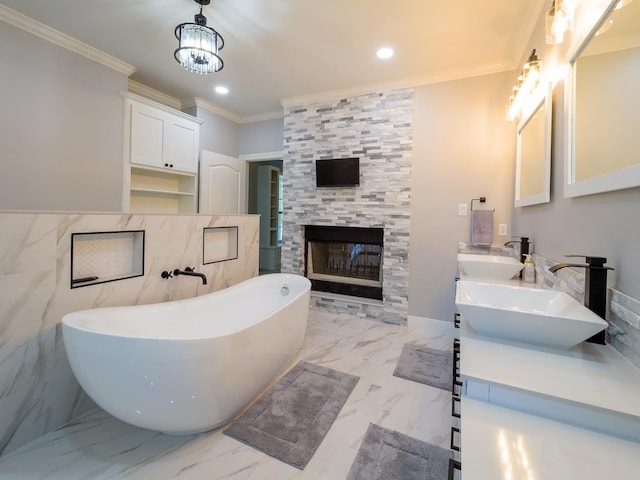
top-left (223, 361), bottom-right (359, 469)
top-left (346, 423), bottom-right (452, 480)
top-left (393, 344), bottom-right (452, 391)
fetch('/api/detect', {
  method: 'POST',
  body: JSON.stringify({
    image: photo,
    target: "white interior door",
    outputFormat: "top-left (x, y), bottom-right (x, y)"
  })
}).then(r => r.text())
top-left (199, 150), bottom-right (247, 214)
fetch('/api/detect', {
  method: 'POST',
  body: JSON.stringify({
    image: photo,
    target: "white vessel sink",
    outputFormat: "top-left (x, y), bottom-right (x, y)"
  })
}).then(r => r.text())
top-left (455, 280), bottom-right (608, 349)
top-left (457, 253), bottom-right (524, 281)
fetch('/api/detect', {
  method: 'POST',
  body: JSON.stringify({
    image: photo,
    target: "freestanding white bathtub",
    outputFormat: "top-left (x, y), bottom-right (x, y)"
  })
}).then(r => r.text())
top-left (62, 273), bottom-right (311, 434)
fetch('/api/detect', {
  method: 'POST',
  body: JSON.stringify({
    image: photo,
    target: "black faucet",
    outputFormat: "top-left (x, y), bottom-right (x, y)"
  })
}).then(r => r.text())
top-left (549, 255), bottom-right (614, 345)
top-left (173, 267), bottom-right (208, 285)
top-left (504, 236), bottom-right (530, 264)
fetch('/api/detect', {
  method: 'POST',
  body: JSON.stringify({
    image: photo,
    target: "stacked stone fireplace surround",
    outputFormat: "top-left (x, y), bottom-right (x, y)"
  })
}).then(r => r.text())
top-left (281, 89), bottom-right (414, 324)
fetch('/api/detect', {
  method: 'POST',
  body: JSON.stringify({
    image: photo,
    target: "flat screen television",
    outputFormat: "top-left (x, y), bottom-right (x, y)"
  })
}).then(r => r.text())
top-left (315, 158), bottom-right (360, 187)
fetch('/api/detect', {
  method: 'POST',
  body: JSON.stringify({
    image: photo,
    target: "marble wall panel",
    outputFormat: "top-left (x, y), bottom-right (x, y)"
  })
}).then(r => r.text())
top-left (0, 212), bottom-right (259, 456)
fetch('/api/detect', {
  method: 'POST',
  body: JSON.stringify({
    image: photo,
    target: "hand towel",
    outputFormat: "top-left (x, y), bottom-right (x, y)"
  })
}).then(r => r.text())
top-left (470, 210), bottom-right (494, 246)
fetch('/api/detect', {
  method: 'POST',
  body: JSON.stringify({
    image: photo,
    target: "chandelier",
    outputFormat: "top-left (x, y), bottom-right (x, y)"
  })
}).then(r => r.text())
top-left (174, 0), bottom-right (224, 74)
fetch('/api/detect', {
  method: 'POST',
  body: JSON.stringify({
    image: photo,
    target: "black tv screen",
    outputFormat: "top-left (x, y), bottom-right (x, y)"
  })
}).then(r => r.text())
top-left (316, 158), bottom-right (360, 187)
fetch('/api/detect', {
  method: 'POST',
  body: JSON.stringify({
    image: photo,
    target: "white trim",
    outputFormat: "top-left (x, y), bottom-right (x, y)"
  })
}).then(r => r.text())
top-left (514, 84), bottom-right (552, 207)
top-left (240, 111), bottom-right (284, 123)
top-left (563, 0), bottom-right (640, 198)
top-left (281, 61), bottom-right (513, 109)
top-left (127, 80), bottom-right (182, 110)
top-left (0, 4), bottom-right (136, 76)
top-left (123, 92), bottom-right (203, 124)
top-left (239, 151), bottom-right (284, 162)
top-left (181, 97), bottom-right (283, 124)
top-left (182, 97), bottom-right (242, 124)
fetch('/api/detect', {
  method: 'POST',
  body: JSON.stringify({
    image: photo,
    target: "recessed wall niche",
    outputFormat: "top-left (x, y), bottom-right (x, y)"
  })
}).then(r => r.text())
top-left (203, 226), bottom-right (239, 264)
top-left (70, 230), bottom-right (145, 288)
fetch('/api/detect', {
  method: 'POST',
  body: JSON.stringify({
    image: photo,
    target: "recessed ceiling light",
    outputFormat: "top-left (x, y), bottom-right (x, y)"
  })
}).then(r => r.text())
top-left (376, 47), bottom-right (394, 59)
top-left (215, 85), bottom-right (229, 95)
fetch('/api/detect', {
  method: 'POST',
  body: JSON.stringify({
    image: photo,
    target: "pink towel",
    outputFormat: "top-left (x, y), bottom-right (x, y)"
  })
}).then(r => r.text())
top-left (470, 210), bottom-right (494, 246)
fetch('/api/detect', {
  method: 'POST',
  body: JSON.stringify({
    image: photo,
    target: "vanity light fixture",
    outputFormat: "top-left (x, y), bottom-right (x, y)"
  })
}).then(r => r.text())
top-left (546, 0), bottom-right (577, 45)
top-left (174, 0), bottom-right (224, 74)
top-left (508, 50), bottom-right (543, 121)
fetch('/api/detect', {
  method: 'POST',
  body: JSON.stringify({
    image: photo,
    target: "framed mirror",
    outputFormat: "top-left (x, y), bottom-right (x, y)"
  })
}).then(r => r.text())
top-left (565, 0), bottom-right (640, 197)
top-left (515, 86), bottom-right (552, 207)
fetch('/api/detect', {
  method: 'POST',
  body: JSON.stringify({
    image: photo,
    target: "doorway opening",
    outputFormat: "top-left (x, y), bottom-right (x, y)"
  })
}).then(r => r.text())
top-left (248, 159), bottom-right (283, 274)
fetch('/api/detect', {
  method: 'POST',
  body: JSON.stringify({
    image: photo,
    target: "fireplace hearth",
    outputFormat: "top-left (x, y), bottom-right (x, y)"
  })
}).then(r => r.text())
top-left (305, 226), bottom-right (383, 300)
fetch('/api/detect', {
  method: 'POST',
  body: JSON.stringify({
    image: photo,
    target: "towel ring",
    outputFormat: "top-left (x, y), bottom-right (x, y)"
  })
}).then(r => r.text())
top-left (471, 197), bottom-right (495, 211)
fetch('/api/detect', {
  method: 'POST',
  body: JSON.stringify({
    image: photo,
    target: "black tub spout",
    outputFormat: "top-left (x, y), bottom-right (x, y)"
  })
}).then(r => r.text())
top-left (173, 267), bottom-right (208, 285)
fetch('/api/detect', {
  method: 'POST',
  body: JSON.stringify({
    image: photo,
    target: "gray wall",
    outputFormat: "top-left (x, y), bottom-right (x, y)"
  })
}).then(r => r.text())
top-left (187, 109), bottom-right (283, 159)
top-left (0, 22), bottom-right (127, 212)
top-left (239, 117), bottom-right (284, 155)
top-left (409, 72), bottom-right (516, 321)
top-left (513, 81), bottom-right (640, 300)
top-left (186, 106), bottom-right (240, 157)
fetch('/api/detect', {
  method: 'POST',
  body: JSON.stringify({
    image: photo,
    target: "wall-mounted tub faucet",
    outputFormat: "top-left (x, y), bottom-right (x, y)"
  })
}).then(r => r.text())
top-left (549, 255), bottom-right (614, 345)
top-left (173, 267), bottom-right (208, 285)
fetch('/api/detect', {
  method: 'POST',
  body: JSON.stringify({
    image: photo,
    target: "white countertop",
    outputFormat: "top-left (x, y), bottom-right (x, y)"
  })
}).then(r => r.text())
top-left (459, 320), bottom-right (640, 419)
top-left (461, 397), bottom-right (640, 480)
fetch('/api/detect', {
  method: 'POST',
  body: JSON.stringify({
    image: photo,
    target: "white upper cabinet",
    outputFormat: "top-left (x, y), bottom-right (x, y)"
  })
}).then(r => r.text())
top-left (127, 94), bottom-right (200, 173)
top-left (165, 116), bottom-right (199, 173)
top-left (122, 93), bottom-right (202, 213)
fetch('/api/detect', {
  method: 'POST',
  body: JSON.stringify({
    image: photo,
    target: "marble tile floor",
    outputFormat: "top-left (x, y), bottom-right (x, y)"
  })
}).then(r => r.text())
top-left (0, 311), bottom-right (456, 480)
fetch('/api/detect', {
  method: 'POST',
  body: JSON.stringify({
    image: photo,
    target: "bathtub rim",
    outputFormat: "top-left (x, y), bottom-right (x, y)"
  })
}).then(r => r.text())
top-left (62, 273), bottom-right (311, 341)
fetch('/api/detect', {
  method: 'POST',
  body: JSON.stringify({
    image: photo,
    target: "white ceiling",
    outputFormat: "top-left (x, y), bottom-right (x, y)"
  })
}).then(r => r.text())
top-left (0, 0), bottom-right (546, 120)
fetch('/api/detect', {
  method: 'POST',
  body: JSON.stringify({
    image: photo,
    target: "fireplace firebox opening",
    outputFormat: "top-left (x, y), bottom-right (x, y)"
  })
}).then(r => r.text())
top-left (304, 225), bottom-right (383, 300)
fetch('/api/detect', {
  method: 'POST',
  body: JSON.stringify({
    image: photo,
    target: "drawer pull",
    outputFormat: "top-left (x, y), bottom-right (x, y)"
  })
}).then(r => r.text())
top-left (451, 395), bottom-right (461, 418)
top-left (450, 426), bottom-right (461, 452)
top-left (448, 458), bottom-right (461, 480)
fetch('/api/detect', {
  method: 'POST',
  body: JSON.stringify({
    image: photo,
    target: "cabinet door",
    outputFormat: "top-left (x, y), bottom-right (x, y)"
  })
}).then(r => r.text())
top-left (130, 102), bottom-right (164, 168)
top-left (165, 117), bottom-right (198, 173)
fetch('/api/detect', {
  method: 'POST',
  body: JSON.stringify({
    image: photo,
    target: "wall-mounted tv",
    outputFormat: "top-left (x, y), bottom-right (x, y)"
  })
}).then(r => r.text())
top-left (315, 157), bottom-right (360, 187)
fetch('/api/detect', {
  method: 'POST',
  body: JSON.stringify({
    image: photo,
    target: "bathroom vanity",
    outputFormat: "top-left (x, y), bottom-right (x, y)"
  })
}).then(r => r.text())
top-left (453, 254), bottom-right (640, 479)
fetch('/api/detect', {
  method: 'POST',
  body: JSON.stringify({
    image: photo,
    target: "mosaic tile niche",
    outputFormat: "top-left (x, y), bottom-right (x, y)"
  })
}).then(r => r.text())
top-left (281, 89), bottom-right (414, 324)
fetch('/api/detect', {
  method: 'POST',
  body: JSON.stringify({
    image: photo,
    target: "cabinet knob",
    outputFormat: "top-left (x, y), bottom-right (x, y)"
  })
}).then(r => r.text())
top-left (164, 163), bottom-right (169, 167)
top-left (170, 164), bottom-right (174, 168)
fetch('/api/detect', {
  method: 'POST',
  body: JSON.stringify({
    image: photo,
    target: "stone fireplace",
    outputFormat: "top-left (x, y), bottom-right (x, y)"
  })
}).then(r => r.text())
top-left (281, 88), bottom-right (413, 324)
top-left (305, 225), bottom-right (383, 300)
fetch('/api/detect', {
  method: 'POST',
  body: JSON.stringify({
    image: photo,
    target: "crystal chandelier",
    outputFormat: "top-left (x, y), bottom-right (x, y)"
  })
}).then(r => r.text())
top-left (174, 0), bottom-right (224, 74)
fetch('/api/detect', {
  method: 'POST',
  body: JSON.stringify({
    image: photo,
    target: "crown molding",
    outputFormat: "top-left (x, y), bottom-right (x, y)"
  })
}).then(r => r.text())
top-left (281, 62), bottom-right (514, 109)
top-left (182, 97), bottom-right (242, 124)
top-left (127, 80), bottom-right (182, 110)
top-left (0, 4), bottom-right (136, 76)
top-left (123, 92), bottom-right (202, 123)
top-left (240, 110), bottom-right (284, 124)
top-left (239, 151), bottom-right (284, 161)
top-left (181, 97), bottom-right (283, 124)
